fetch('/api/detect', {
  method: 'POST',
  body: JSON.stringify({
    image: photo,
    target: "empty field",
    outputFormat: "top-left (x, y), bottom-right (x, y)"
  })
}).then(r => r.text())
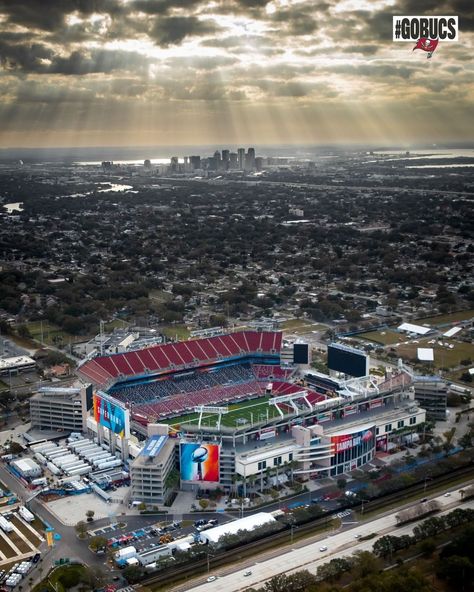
top-left (357, 329), bottom-right (402, 345)
top-left (26, 320), bottom-right (82, 346)
top-left (414, 309), bottom-right (474, 327)
top-left (394, 339), bottom-right (474, 369)
top-left (167, 395), bottom-right (283, 428)
top-left (160, 325), bottom-right (190, 341)
top-left (282, 319), bottom-right (328, 335)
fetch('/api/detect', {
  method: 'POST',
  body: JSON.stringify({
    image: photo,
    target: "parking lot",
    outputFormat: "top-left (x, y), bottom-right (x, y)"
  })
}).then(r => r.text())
top-left (0, 506), bottom-right (44, 567)
top-left (46, 486), bottom-right (131, 526)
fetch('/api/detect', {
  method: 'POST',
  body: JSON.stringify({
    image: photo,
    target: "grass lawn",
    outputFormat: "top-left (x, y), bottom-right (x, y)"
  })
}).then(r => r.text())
top-left (104, 319), bottom-right (130, 331)
top-left (0, 380), bottom-right (9, 392)
top-left (149, 289), bottom-right (173, 303)
top-left (33, 564), bottom-right (90, 592)
top-left (25, 321), bottom-right (82, 346)
top-left (357, 329), bottom-right (402, 345)
top-left (160, 325), bottom-right (190, 340)
top-left (282, 319), bottom-right (328, 335)
top-left (282, 319), bottom-right (313, 330)
top-left (414, 309), bottom-right (474, 326)
top-left (394, 338), bottom-right (474, 369)
top-left (166, 395), bottom-right (283, 428)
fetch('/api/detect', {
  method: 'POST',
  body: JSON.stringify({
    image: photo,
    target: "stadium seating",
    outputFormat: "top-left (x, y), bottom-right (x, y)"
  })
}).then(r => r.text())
top-left (252, 365), bottom-right (294, 380)
top-left (78, 330), bottom-right (283, 387)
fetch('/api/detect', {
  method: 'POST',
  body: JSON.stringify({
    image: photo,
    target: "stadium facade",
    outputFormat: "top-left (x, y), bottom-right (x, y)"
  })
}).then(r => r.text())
top-left (77, 331), bottom-right (425, 502)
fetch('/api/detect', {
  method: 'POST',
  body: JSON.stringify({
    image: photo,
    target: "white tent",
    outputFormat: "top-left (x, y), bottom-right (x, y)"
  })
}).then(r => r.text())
top-left (417, 348), bottom-right (434, 362)
top-left (199, 512), bottom-right (276, 545)
top-left (443, 326), bottom-right (462, 338)
top-left (398, 322), bottom-right (431, 335)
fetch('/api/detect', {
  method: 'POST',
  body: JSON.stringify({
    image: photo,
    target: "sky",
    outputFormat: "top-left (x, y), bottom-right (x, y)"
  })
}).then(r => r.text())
top-left (0, 0), bottom-right (473, 149)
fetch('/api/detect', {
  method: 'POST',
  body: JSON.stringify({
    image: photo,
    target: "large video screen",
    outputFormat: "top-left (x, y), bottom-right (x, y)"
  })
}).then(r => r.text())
top-left (293, 343), bottom-right (309, 364)
top-left (93, 393), bottom-right (130, 438)
top-left (327, 343), bottom-right (368, 377)
top-left (180, 443), bottom-right (219, 482)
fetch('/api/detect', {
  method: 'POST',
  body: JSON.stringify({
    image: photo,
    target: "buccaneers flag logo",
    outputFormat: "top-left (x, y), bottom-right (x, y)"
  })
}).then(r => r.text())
top-left (413, 38), bottom-right (439, 58)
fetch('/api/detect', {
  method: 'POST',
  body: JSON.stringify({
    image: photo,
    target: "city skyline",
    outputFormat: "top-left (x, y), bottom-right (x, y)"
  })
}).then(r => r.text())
top-left (0, 0), bottom-right (473, 148)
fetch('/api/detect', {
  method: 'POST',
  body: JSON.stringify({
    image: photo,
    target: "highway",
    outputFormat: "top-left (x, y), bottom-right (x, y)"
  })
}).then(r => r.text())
top-left (176, 487), bottom-right (474, 592)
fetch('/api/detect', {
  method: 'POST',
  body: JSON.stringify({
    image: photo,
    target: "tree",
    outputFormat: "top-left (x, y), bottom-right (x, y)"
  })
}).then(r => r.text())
top-left (123, 564), bottom-right (144, 584)
top-left (442, 427), bottom-right (457, 453)
top-left (86, 510), bottom-right (95, 522)
top-left (89, 535), bottom-right (107, 552)
top-left (75, 520), bottom-right (87, 539)
top-left (199, 499), bottom-right (209, 510)
top-left (436, 555), bottom-right (474, 589)
top-left (351, 550), bottom-right (380, 579)
top-left (337, 478), bottom-right (347, 491)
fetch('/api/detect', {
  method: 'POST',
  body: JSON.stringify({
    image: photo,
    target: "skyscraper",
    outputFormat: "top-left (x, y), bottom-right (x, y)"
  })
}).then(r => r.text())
top-left (238, 148), bottom-right (245, 170)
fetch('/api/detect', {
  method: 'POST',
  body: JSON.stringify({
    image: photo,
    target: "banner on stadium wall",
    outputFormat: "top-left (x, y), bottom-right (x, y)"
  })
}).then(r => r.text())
top-left (331, 427), bottom-right (375, 454)
top-left (93, 392), bottom-right (130, 438)
top-left (317, 411), bottom-right (332, 422)
top-left (259, 427), bottom-right (276, 440)
top-left (180, 443), bottom-right (219, 482)
top-left (376, 435), bottom-right (388, 452)
top-left (344, 405), bottom-right (357, 416)
top-left (369, 398), bottom-right (383, 409)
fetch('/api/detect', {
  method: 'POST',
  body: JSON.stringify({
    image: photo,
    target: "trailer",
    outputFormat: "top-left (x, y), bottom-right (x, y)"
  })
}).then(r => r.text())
top-left (91, 455), bottom-right (115, 465)
top-left (66, 466), bottom-right (92, 476)
top-left (91, 483), bottom-right (111, 502)
top-left (31, 477), bottom-right (47, 487)
top-left (57, 475), bottom-right (81, 486)
top-left (53, 455), bottom-right (78, 467)
top-left (60, 463), bottom-right (86, 473)
top-left (18, 506), bottom-right (34, 523)
top-left (31, 443), bottom-right (57, 453)
top-left (83, 451), bottom-right (109, 462)
top-left (46, 448), bottom-right (69, 459)
top-left (81, 449), bottom-right (104, 460)
top-left (115, 545), bottom-right (137, 562)
top-left (34, 453), bottom-right (47, 465)
top-left (0, 516), bottom-right (13, 533)
top-left (96, 459), bottom-right (121, 471)
top-left (46, 462), bottom-right (61, 476)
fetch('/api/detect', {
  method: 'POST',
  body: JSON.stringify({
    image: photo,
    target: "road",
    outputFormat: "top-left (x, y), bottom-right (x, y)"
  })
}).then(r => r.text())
top-left (174, 486), bottom-right (474, 592)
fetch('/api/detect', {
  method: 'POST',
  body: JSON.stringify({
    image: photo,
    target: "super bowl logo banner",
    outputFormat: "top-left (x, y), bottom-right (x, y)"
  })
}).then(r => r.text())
top-left (93, 394), bottom-right (127, 437)
top-left (180, 443), bottom-right (219, 482)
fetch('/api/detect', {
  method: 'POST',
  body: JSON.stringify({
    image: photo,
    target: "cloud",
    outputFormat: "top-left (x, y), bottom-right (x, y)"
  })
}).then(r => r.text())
top-left (151, 15), bottom-right (219, 46)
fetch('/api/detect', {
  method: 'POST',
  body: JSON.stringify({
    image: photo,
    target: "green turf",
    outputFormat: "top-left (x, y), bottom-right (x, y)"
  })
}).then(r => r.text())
top-left (357, 329), bottom-right (403, 345)
top-left (414, 309), bottom-right (474, 326)
top-left (165, 395), bottom-right (285, 428)
top-left (394, 338), bottom-right (474, 369)
top-left (160, 325), bottom-right (190, 340)
top-left (25, 321), bottom-right (82, 346)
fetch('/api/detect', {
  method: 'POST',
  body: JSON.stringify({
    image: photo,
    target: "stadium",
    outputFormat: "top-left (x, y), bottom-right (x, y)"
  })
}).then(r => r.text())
top-left (77, 330), bottom-right (425, 498)
top-left (78, 330), bottom-right (317, 432)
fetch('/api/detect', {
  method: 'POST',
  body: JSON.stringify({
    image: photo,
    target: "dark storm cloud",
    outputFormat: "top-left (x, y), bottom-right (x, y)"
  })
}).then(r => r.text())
top-left (0, 0), bottom-right (123, 32)
top-left (271, 8), bottom-right (318, 36)
top-left (0, 40), bottom-right (148, 75)
top-left (0, 40), bottom-right (53, 73)
top-left (132, 0), bottom-right (202, 15)
top-left (151, 15), bottom-right (219, 46)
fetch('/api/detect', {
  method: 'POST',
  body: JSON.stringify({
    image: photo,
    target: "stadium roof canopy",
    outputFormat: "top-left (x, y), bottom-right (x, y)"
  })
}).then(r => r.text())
top-left (398, 322), bottom-right (431, 335)
top-left (417, 348), bottom-right (434, 361)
